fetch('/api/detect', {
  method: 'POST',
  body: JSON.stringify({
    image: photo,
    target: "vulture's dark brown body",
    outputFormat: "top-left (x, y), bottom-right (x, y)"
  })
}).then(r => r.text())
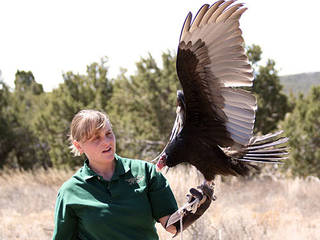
top-left (155, 0), bottom-right (288, 181)
top-left (165, 125), bottom-right (251, 181)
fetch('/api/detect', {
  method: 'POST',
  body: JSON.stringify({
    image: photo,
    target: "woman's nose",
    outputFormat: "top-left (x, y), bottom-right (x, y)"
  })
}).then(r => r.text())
top-left (101, 134), bottom-right (112, 145)
top-left (102, 136), bottom-right (109, 144)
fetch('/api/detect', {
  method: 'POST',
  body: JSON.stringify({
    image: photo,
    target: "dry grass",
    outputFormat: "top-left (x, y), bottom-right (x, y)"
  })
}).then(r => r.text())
top-left (0, 168), bottom-right (73, 240)
top-left (0, 166), bottom-right (319, 240)
top-left (157, 166), bottom-right (320, 240)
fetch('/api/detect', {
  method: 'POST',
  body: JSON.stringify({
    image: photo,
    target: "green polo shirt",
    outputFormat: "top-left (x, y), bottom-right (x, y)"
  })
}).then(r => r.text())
top-left (52, 154), bottom-right (178, 240)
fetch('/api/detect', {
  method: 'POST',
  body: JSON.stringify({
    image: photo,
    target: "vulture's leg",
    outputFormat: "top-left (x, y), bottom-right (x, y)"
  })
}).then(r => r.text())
top-left (203, 179), bottom-right (216, 201)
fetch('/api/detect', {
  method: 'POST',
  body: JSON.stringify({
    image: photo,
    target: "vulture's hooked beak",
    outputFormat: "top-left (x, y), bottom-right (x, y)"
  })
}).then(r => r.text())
top-left (156, 153), bottom-right (167, 172)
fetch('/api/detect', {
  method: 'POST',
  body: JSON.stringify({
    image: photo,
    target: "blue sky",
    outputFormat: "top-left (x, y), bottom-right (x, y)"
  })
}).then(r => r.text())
top-left (1, 0), bottom-right (319, 91)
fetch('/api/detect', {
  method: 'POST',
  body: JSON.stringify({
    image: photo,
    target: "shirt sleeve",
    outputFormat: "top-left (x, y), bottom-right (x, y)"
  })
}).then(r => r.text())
top-left (147, 164), bottom-right (178, 221)
top-left (52, 191), bottom-right (78, 240)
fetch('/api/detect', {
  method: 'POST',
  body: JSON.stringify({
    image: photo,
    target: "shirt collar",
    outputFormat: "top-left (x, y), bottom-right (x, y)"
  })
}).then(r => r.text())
top-left (82, 154), bottom-right (130, 181)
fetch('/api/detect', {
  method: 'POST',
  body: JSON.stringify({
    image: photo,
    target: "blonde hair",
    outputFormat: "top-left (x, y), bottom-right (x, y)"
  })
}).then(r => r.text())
top-left (69, 109), bottom-right (112, 156)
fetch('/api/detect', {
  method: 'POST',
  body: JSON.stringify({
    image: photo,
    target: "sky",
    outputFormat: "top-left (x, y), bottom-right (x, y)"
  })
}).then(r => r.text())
top-left (0, 0), bottom-right (319, 92)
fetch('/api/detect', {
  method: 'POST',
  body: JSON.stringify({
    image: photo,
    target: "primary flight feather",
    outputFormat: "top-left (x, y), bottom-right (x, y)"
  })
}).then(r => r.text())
top-left (155, 0), bottom-right (288, 181)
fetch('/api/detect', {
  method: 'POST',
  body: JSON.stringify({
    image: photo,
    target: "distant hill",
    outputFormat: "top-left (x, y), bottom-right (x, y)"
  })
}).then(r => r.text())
top-left (279, 72), bottom-right (320, 96)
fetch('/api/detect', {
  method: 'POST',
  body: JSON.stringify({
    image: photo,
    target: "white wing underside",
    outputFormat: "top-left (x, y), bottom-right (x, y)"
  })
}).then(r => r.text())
top-left (180, 0), bottom-right (257, 148)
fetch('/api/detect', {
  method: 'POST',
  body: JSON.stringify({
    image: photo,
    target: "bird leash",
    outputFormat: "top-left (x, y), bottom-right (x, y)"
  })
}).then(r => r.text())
top-left (179, 213), bottom-right (183, 240)
top-left (174, 197), bottom-right (201, 240)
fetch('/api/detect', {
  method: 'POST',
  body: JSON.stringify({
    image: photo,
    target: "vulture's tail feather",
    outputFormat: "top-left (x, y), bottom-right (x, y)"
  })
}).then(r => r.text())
top-left (247, 137), bottom-right (289, 151)
top-left (236, 131), bottom-right (289, 164)
top-left (249, 130), bottom-right (284, 144)
top-left (248, 147), bottom-right (288, 153)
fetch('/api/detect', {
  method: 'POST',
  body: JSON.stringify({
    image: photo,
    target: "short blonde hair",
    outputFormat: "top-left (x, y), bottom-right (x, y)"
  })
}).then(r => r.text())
top-left (69, 109), bottom-right (111, 156)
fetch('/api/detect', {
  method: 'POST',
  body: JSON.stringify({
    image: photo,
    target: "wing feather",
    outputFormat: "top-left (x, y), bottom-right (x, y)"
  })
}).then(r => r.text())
top-left (227, 116), bottom-right (254, 129)
top-left (216, 3), bottom-right (244, 23)
top-left (200, 0), bottom-right (225, 26)
top-left (189, 4), bottom-right (210, 32)
top-left (180, 13), bottom-right (192, 42)
top-left (224, 110), bottom-right (255, 123)
top-left (177, 0), bottom-right (256, 148)
top-left (229, 7), bottom-right (248, 20)
top-left (226, 121), bottom-right (253, 134)
top-left (220, 88), bottom-right (256, 106)
top-left (223, 104), bottom-right (255, 119)
top-left (208, 0), bottom-right (237, 23)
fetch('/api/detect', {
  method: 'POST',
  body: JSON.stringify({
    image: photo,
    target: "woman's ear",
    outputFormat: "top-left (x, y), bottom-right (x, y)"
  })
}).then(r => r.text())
top-left (73, 140), bottom-right (83, 154)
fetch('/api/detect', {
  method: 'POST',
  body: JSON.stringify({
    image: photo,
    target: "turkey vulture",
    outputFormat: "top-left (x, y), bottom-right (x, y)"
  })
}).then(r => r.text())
top-left (155, 0), bottom-right (288, 182)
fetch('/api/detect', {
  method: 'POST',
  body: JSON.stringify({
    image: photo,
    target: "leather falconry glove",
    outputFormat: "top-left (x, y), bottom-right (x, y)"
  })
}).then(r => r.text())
top-left (165, 183), bottom-right (215, 237)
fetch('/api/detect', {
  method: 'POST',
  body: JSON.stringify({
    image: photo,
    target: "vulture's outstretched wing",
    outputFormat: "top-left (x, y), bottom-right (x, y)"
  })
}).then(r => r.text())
top-left (177, 0), bottom-right (256, 150)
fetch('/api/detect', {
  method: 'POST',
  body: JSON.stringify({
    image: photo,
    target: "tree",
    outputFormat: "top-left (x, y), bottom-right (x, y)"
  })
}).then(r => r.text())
top-left (280, 86), bottom-right (320, 178)
top-left (6, 70), bottom-right (50, 169)
top-left (246, 44), bottom-right (262, 66)
top-left (109, 52), bottom-right (180, 160)
top-left (246, 44), bottom-right (291, 134)
top-left (0, 77), bottom-right (15, 168)
top-left (14, 70), bottom-right (43, 95)
top-left (34, 58), bottom-right (113, 168)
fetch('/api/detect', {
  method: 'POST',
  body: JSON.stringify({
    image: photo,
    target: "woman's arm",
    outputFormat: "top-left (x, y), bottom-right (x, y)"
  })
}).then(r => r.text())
top-left (159, 215), bottom-right (177, 234)
top-left (52, 192), bottom-right (78, 240)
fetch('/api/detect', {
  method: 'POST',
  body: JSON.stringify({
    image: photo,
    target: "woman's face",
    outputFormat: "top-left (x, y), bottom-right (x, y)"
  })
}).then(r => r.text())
top-left (76, 122), bottom-right (116, 164)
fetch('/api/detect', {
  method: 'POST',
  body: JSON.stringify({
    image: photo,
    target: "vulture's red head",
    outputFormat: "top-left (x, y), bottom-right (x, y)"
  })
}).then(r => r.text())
top-left (156, 154), bottom-right (167, 171)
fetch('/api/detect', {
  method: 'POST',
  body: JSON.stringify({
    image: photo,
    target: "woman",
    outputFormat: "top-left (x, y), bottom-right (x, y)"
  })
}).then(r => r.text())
top-left (52, 109), bottom-right (212, 240)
